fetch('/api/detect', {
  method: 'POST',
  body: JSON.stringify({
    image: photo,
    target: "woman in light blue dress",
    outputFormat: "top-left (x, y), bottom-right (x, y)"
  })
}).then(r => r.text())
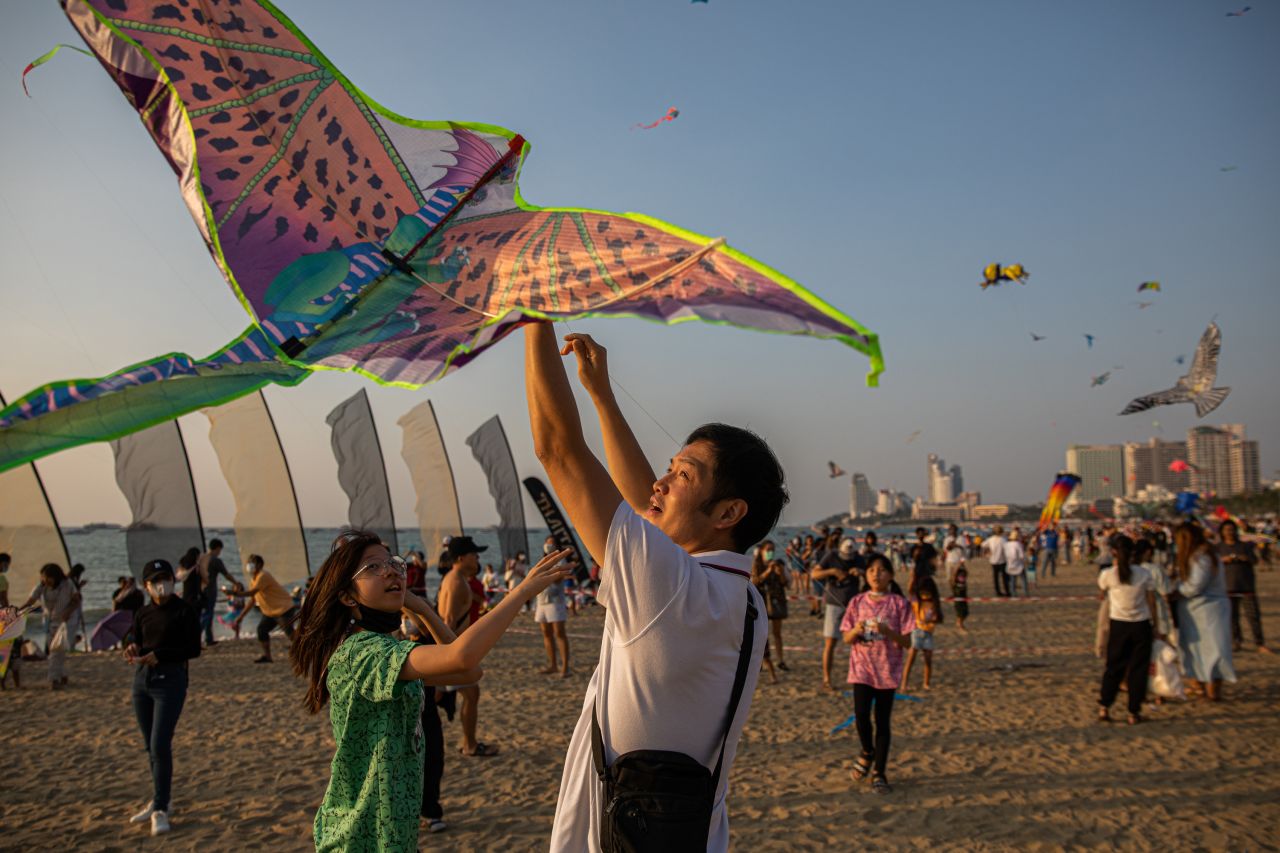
top-left (1173, 523), bottom-right (1235, 701)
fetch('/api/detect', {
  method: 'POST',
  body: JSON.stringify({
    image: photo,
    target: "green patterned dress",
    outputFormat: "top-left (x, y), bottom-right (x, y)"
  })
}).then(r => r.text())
top-left (315, 631), bottom-right (425, 852)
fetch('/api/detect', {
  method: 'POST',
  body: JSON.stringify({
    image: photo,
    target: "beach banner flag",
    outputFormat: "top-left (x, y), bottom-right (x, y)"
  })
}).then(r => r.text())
top-left (397, 400), bottom-right (463, 557)
top-left (523, 476), bottom-right (589, 582)
top-left (327, 390), bottom-right (397, 554)
top-left (465, 416), bottom-right (528, 561)
top-left (204, 392), bottom-right (310, 584)
top-left (0, 393), bottom-right (71, 601)
top-left (111, 421), bottom-right (206, 581)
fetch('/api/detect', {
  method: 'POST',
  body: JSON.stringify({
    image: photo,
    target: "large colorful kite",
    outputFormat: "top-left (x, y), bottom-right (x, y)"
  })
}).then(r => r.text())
top-left (1037, 473), bottom-right (1080, 530)
top-left (0, 0), bottom-right (881, 474)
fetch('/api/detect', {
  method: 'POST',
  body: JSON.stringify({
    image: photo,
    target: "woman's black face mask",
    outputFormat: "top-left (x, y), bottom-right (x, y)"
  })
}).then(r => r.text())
top-left (353, 603), bottom-right (401, 634)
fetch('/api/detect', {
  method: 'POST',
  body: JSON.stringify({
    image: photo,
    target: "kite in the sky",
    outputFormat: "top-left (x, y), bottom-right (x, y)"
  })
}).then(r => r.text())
top-left (1084, 334), bottom-right (1095, 348)
top-left (1030, 332), bottom-right (1046, 342)
top-left (633, 107), bottom-right (679, 130)
top-left (1134, 301), bottom-right (1154, 310)
top-left (1091, 372), bottom-right (1111, 387)
top-left (1120, 323), bottom-right (1230, 418)
top-left (980, 263), bottom-right (1028, 289)
top-left (1101, 476), bottom-right (1111, 485)
top-left (1219, 165), bottom-right (1238, 173)
top-left (1175, 491), bottom-right (1200, 515)
top-left (1137, 281), bottom-right (1161, 293)
top-left (0, 1), bottom-right (882, 475)
top-left (1038, 473), bottom-right (1080, 530)
top-left (827, 461), bottom-right (847, 479)
top-left (906, 430), bottom-right (922, 444)
top-left (1225, 6), bottom-right (1251, 16)
top-left (1175, 354), bottom-right (1186, 365)
top-left (1169, 459), bottom-right (1196, 474)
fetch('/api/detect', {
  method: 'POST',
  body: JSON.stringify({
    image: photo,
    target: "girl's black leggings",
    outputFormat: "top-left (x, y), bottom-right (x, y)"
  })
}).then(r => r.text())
top-left (852, 683), bottom-right (896, 776)
top-left (1099, 618), bottom-right (1153, 715)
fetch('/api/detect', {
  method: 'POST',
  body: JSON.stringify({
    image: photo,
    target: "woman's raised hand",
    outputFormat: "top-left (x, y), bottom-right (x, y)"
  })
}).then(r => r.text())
top-left (517, 548), bottom-right (575, 599)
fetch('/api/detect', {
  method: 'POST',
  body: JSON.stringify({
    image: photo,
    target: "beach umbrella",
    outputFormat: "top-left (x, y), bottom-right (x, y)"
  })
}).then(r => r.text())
top-left (89, 610), bottom-right (132, 652)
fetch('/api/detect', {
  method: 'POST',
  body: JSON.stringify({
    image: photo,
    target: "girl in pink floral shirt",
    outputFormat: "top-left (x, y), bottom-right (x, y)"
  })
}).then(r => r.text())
top-left (840, 554), bottom-right (913, 793)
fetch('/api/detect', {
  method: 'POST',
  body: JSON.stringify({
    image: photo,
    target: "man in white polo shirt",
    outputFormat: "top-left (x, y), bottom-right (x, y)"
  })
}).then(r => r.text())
top-left (525, 324), bottom-right (781, 851)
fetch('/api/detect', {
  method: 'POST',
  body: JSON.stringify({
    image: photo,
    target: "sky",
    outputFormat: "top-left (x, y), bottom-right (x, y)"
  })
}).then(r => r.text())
top-left (1, 0), bottom-right (1277, 527)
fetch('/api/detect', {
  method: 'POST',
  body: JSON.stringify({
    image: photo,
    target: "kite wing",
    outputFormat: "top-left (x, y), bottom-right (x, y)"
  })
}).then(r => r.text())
top-left (1188, 323), bottom-right (1222, 389)
top-left (827, 461), bottom-right (847, 478)
top-left (53, 1), bottom-right (882, 388)
top-left (1119, 386), bottom-right (1189, 416)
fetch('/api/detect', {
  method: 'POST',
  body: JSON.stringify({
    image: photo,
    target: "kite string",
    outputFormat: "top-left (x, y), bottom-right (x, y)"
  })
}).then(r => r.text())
top-left (563, 321), bottom-right (680, 447)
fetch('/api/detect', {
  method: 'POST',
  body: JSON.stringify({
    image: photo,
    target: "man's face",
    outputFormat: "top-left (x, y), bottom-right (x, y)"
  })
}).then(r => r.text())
top-left (456, 551), bottom-right (480, 577)
top-left (1222, 524), bottom-right (1238, 543)
top-left (646, 440), bottom-right (725, 550)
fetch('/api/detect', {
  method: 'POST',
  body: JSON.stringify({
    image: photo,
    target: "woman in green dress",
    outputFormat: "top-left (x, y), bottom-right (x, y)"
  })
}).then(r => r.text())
top-left (291, 530), bottom-right (571, 852)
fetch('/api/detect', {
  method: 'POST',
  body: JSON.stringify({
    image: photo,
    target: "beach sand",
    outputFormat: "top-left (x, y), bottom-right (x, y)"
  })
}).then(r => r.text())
top-left (3, 558), bottom-right (1278, 851)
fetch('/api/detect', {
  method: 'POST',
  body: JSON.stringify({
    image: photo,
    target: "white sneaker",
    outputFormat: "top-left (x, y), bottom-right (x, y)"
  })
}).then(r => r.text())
top-left (129, 802), bottom-right (155, 824)
top-left (427, 819), bottom-right (448, 833)
top-left (151, 811), bottom-right (170, 836)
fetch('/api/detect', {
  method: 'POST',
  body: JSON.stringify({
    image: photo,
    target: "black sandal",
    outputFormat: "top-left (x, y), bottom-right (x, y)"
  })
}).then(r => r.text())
top-left (872, 775), bottom-right (893, 794)
top-left (851, 754), bottom-right (873, 781)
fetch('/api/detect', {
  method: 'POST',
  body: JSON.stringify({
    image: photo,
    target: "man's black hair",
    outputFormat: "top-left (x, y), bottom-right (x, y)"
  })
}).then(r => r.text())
top-left (0, 552), bottom-right (9, 564)
top-left (209, 538), bottom-right (224, 550)
top-left (685, 423), bottom-right (789, 553)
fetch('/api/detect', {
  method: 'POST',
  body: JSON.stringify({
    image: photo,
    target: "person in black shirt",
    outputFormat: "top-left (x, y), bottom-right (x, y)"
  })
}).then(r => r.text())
top-left (125, 559), bottom-right (201, 837)
top-left (1219, 520), bottom-right (1268, 654)
top-left (113, 577), bottom-right (145, 613)
top-left (812, 537), bottom-right (863, 690)
top-left (910, 527), bottom-right (938, 587)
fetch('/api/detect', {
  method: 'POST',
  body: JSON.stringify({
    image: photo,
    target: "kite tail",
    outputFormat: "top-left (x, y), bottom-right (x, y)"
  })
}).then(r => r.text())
top-left (21, 43), bottom-right (94, 97)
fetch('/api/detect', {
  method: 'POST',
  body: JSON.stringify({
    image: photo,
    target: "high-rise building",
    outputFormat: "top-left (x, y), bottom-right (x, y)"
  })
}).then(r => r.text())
top-left (1065, 444), bottom-right (1125, 502)
top-left (949, 465), bottom-right (964, 496)
top-left (927, 453), bottom-right (957, 503)
top-left (1124, 438), bottom-right (1190, 498)
top-left (876, 489), bottom-right (897, 516)
top-left (1188, 424), bottom-right (1260, 497)
top-left (850, 473), bottom-right (876, 518)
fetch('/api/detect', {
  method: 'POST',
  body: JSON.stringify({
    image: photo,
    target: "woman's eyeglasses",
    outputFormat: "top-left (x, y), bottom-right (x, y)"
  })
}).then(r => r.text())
top-left (353, 556), bottom-right (408, 580)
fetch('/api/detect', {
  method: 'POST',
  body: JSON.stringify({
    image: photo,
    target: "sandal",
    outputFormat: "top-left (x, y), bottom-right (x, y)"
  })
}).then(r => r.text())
top-left (460, 742), bottom-right (499, 757)
top-left (851, 754), bottom-right (873, 781)
top-left (872, 775), bottom-right (893, 794)
top-left (1097, 707), bottom-right (1111, 724)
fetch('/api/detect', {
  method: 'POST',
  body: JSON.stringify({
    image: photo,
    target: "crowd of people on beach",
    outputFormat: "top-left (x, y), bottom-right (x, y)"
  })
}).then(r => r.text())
top-left (0, 324), bottom-right (1275, 849)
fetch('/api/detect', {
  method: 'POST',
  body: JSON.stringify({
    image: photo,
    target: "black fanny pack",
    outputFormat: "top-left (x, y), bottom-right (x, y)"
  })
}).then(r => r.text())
top-left (591, 589), bottom-right (757, 852)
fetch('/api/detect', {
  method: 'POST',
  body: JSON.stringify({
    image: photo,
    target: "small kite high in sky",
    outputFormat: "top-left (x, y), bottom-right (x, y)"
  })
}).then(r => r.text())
top-left (1169, 459), bottom-right (1198, 474)
top-left (633, 106), bottom-right (680, 130)
top-left (1134, 301), bottom-right (1154, 310)
top-left (1091, 372), bottom-right (1111, 387)
top-left (1220, 165), bottom-right (1239, 173)
top-left (1121, 323), bottom-right (1230, 418)
top-left (980, 263), bottom-right (1028, 289)
top-left (1225, 6), bottom-right (1251, 16)
top-left (1137, 281), bottom-right (1161, 293)
top-left (0, 0), bottom-right (883, 475)
top-left (1084, 334), bottom-right (1095, 349)
top-left (828, 461), bottom-right (847, 479)
top-left (1030, 332), bottom-right (1046, 342)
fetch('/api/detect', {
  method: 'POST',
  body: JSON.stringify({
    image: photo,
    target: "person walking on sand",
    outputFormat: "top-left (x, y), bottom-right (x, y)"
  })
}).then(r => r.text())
top-left (841, 555), bottom-right (913, 794)
top-left (292, 530), bottom-right (570, 852)
top-left (528, 327), bottom-right (772, 851)
top-left (1005, 528), bottom-right (1028, 597)
top-left (1219, 519), bottom-right (1269, 654)
top-left (945, 541), bottom-right (969, 631)
top-left (1039, 526), bottom-right (1060, 579)
top-left (751, 545), bottom-right (790, 678)
top-left (984, 525), bottom-right (1009, 597)
top-left (536, 536), bottom-right (572, 677)
top-left (812, 536), bottom-right (861, 690)
top-left (1174, 523), bottom-right (1236, 701)
top-left (901, 576), bottom-right (942, 691)
top-left (438, 537), bottom-right (499, 756)
top-left (1096, 535), bottom-right (1160, 725)
top-left (232, 555), bottom-right (298, 663)
top-left (16, 563), bottom-right (79, 689)
top-left (196, 540), bottom-right (231, 647)
top-left (124, 558), bottom-right (201, 837)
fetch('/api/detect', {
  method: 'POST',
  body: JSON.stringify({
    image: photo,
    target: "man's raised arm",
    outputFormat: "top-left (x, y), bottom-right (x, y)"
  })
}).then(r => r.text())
top-left (525, 324), bottom-right (622, 564)
top-left (561, 333), bottom-right (657, 513)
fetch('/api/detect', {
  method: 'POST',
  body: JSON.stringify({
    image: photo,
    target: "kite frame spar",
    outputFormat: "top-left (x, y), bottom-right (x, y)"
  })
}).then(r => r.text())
top-left (66, 0), bottom-right (884, 388)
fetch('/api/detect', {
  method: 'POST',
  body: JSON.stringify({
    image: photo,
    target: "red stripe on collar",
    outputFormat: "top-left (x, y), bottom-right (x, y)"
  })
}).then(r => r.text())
top-left (699, 562), bottom-right (751, 579)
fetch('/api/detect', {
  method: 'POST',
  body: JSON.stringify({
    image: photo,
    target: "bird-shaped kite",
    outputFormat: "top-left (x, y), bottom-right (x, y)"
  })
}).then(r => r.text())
top-left (980, 263), bottom-right (1029, 289)
top-left (0, 0), bottom-right (882, 475)
top-left (1226, 6), bottom-right (1251, 16)
top-left (1030, 332), bottom-right (1046, 342)
top-left (1084, 334), bottom-right (1095, 348)
top-left (1091, 372), bottom-right (1111, 387)
top-left (634, 107), bottom-right (680, 130)
top-left (828, 461), bottom-right (847, 479)
top-left (1120, 323), bottom-right (1230, 418)
top-left (1137, 281), bottom-right (1161, 293)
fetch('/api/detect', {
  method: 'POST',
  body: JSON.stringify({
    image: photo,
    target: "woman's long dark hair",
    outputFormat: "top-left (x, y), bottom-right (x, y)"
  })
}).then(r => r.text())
top-left (290, 529), bottom-right (383, 714)
top-left (1111, 534), bottom-right (1135, 585)
top-left (39, 563), bottom-right (66, 585)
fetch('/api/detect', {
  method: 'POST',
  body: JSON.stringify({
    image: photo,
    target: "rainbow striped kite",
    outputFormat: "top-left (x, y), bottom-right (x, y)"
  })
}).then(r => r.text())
top-left (1038, 473), bottom-right (1081, 530)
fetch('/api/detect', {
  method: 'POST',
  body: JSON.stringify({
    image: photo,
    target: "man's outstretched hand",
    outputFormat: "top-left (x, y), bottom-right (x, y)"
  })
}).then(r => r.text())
top-left (561, 333), bottom-right (611, 401)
